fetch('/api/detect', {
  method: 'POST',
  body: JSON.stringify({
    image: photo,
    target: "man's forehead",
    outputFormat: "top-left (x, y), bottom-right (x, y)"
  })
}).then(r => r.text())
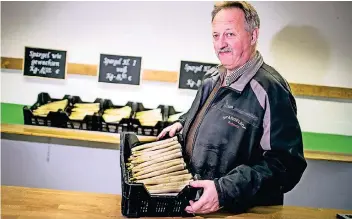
top-left (212, 20), bottom-right (238, 25)
top-left (212, 20), bottom-right (239, 29)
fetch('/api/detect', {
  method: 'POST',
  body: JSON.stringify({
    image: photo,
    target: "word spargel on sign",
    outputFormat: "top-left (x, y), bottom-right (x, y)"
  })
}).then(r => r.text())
top-left (98, 54), bottom-right (142, 85)
top-left (23, 47), bottom-right (67, 79)
top-left (178, 60), bottom-right (218, 90)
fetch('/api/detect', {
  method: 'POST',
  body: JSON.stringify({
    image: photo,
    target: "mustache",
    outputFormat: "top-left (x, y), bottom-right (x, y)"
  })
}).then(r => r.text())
top-left (218, 47), bottom-right (232, 54)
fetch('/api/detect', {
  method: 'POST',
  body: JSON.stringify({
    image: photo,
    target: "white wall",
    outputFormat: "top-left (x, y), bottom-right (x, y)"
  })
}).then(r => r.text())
top-left (1, 1), bottom-right (352, 136)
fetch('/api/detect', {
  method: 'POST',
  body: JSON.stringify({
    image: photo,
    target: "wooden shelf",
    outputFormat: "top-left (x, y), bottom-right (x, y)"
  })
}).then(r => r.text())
top-left (2, 56), bottom-right (351, 100)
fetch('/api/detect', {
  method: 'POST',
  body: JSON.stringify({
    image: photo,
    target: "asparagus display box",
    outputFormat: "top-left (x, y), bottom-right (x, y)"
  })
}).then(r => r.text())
top-left (62, 96), bottom-right (104, 130)
top-left (98, 100), bottom-right (134, 133)
top-left (120, 132), bottom-right (199, 218)
top-left (23, 92), bottom-right (72, 128)
top-left (130, 104), bottom-right (181, 136)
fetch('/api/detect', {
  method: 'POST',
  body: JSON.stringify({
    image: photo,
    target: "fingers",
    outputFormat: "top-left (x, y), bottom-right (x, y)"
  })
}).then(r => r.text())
top-left (189, 180), bottom-right (208, 188)
top-left (185, 180), bottom-right (220, 214)
top-left (157, 129), bottom-right (167, 140)
top-left (188, 194), bottom-right (207, 212)
top-left (157, 127), bottom-right (170, 140)
top-left (168, 126), bottom-right (177, 137)
top-left (157, 123), bottom-right (182, 140)
top-left (185, 200), bottom-right (195, 213)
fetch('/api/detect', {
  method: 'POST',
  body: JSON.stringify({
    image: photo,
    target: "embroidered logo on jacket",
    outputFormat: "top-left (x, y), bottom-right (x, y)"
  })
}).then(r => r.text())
top-left (223, 115), bottom-right (246, 129)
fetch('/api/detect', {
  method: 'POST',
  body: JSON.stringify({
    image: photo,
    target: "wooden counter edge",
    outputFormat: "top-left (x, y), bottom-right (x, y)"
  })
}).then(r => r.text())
top-left (1, 123), bottom-right (351, 162)
top-left (0, 123), bottom-right (156, 145)
top-left (304, 150), bottom-right (352, 163)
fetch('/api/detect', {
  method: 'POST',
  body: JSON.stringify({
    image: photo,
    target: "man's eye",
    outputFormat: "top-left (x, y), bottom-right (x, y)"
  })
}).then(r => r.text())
top-left (213, 34), bottom-right (219, 39)
top-left (226, 33), bottom-right (235, 37)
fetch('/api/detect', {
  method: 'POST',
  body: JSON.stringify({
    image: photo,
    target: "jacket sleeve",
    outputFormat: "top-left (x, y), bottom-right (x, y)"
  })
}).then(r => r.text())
top-left (213, 84), bottom-right (307, 211)
top-left (175, 110), bottom-right (189, 127)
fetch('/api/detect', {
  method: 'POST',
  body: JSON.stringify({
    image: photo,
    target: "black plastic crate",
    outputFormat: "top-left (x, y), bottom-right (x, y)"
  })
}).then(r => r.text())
top-left (23, 92), bottom-right (72, 128)
top-left (130, 104), bottom-right (174, 136)
top-left (98, 100), bottom-right (134, 133)
top-left (120, 132), bottom-right (199, 218)
top-left (62, 96), bottom-right (104, 131)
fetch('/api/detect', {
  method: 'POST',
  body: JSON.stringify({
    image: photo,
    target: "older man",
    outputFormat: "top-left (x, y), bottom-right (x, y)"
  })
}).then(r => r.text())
top-left (158, 1), bottom-right (307, 214)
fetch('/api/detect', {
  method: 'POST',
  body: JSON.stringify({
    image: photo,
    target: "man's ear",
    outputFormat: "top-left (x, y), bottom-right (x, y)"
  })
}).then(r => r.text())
top-left (250, 28), bottom-right (259, 45)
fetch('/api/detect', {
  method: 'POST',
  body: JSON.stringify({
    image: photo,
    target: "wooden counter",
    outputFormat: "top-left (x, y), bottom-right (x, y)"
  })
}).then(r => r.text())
top-left (1, 185), bottom-right (351, 219)
top-left (1, 123), bottom-right (351, 162)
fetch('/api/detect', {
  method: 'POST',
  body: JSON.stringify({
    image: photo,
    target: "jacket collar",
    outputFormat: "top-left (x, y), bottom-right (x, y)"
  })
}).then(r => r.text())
top-left (210, 51), bottom-right (264, 92)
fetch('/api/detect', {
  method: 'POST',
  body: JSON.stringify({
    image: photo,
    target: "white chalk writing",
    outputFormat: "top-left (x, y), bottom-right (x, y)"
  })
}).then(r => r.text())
top-left (103, 57), bottom-right (137, 67)
top-left (116, 66), bottom-right (128, 74)
top-left (184, 64), bottom-right (203, 74)
top-left (104, 57), bottom-right (122, 66)
top-left (29, 66), bottom-right (52, 75)
top-left (184, 64), bottom-right (215, 74)
top-left (186, 79), bottom-right (202, 88)
top-left (28, 50), bottom-right (62, 75)
top-left (106, 73), bottom-right (132, 82)
top-left (30, 51), bottom-right (50, 59)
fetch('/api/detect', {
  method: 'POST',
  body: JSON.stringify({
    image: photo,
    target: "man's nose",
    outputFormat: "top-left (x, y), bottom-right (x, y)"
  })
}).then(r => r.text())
top-left (219, 35), bottom-right (228, 48)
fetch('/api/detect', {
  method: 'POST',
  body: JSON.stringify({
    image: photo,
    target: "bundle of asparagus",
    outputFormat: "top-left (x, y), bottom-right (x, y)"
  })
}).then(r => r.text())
top-left (69, 103), bottom-right (100, 120)
top-left (135, 108), bottom-right (162, 126)
top-left (127, 136), bottom-right (193, 194)
top-left (102, 106), bottom-right (132, 123)
top-left (32, 99), bottom-right (68, 117)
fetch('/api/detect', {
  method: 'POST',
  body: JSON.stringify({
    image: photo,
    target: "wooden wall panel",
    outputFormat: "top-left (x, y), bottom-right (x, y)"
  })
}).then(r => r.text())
top-left (1, 57), bottom-right (23, 70)
top-left (67, 63), bottom-right (97, 76)
top-left (142, 69), bottom-right (178, 83)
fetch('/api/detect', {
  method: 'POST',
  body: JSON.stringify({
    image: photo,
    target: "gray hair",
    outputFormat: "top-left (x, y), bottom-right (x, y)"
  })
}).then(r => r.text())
top-left (211, 1), bottom-right (260, 32)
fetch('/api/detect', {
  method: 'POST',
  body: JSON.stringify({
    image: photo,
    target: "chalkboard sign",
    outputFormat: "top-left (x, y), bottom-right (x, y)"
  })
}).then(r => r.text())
top-left (23, 46), bottom-right (67, 79)
top-left (98, 54), bottom-right (142, 85)
top-left (178, 60), bottom-right (218, 90)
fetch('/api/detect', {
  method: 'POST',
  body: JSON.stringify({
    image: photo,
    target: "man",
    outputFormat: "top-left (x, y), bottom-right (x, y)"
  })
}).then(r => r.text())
top-left (158, 1), bottom-right (307, 214)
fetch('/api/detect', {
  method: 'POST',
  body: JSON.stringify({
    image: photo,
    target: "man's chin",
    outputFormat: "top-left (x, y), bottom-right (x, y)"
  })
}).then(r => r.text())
top-left (220, 62), bottom-right (234, 69)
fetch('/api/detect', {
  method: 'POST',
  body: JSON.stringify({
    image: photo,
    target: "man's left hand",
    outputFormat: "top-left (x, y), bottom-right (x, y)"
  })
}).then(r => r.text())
top-left (185, 180), bottom-right (220, 214)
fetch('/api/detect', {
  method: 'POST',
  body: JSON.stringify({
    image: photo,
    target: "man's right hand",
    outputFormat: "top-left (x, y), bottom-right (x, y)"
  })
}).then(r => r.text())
top-left (157, 122), bottom-right (183, 140)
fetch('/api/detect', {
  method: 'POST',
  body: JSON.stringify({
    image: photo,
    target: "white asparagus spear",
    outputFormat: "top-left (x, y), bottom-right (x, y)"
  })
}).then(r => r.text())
top-left (133, 141), bottom-right (179, 154)
top-left (133, 158), bottom-right (184, 175)
top-left (147, 186), bottom-right (186, 194)
top-left (131, 136), bottom-right (177, 152)
top-left (131, 148), bottom-right (182, 164)
top-left (130, 144), bottom-right (181, 159)
top-left (131, 146), bottom-right (181, 162)
top-left (136, 173), bottom-right (193, 185)
top-left (152, 169), bottom-right (190, 179)
top-left (132, 151), bottom-right (182, 170)
top-left (134, 163), bottom-right (186, 180)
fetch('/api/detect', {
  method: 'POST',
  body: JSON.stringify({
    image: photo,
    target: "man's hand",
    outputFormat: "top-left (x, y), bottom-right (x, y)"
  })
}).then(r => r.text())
top-left (185, 180), bottom-right (220, 214)
top-left (157, 122), bottom-right (183, 140)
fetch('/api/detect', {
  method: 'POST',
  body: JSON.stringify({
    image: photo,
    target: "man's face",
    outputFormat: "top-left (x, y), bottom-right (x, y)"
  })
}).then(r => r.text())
top-left (212, 8), bottom-right (256, 71)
